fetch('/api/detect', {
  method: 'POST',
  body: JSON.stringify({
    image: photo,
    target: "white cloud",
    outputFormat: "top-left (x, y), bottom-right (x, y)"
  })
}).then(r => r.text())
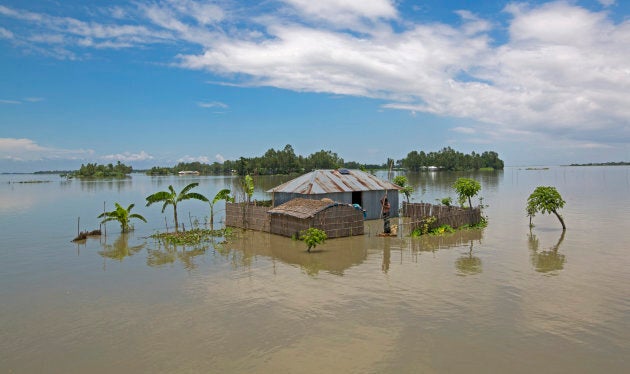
top-left (215, 153), bottom-right (225, 163)
top-left (282, 0), bottom-right (397, 31)
top-left (198, 101), bottom-right (228, 109)
top-left (177, 155), bottom-right (210, 163)
top-left (102, 151), bottom-right (154, 162)
top-left (0, 99), bottom-right (21, 104)
top-left (597, 0), bottom-right (616, 7)
top-left (2, 1), bottom-right (630, 150)
top-left (24, 97), bottom-right (44, 102)
top-left (0, 26), bottom-right (14, 39)
top-left (452, 127), bottom-right (476, 134)
top-left (0, 138), bottom-right (94, 161)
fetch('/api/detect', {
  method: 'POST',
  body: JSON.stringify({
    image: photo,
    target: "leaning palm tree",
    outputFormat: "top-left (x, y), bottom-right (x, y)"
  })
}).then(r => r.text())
top-left (145, 182), bottom-right (208, 232)
top-left (98, 202), bottom-right (147, 233)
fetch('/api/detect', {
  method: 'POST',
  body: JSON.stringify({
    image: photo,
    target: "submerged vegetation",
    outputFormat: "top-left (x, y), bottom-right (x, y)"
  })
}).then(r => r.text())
top-left (98, 202), bottom-right (147, 233)
top-left (527, 186), bottom-right (566, 230)
top-left (145, 182), bottom-right (209, 233)
top-left (151, 227), bottom-right (234, 246)
top-left (300, 227), bottom-right (327, 252)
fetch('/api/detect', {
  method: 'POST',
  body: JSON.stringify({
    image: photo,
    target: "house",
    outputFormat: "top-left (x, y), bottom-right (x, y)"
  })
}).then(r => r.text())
top-left (267, 169), bottom-right (402, 220)
top-left (268, 198), bottom-right (364, 238)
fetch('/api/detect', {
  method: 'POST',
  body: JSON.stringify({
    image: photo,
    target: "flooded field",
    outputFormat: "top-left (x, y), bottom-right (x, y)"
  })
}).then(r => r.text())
top-left (1, 167), bottom-right (629, 373)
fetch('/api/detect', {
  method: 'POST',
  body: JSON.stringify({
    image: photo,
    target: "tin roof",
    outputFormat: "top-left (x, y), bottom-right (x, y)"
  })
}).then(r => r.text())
top-left (268, 198), bottom-right (335, 219)
top-left (267, 169), bottom-right (402, 194)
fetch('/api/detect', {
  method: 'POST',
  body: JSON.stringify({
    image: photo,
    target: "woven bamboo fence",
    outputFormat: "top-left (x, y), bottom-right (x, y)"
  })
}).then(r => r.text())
top-left (270, 205), bottom-right (364, 239)
top-left (225, 202), bottom-right (271, 232)
top-left (402, 202), bottom-right (481, 232)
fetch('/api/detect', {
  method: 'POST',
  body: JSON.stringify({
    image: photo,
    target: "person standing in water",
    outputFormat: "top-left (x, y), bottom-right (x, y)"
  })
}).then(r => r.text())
top-left (381, 196), bottom-right (391, 234)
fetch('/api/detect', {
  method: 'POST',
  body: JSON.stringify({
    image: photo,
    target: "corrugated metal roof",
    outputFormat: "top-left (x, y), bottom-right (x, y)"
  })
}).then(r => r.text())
top-left (267, 169), bottom-right (402, 194)
top-left (268, 198), bottom-right (335, 219)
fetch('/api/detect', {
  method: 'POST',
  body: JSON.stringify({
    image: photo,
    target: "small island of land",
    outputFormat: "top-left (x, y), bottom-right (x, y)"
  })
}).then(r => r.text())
top-left (568, 161), bottom-right (630, 167)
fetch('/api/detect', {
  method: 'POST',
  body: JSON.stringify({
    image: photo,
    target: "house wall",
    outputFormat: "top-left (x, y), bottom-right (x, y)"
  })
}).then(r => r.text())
top-left (269, 205), bottom-right (364, 239)
top-left (272, 190), bottom-right (399, 220)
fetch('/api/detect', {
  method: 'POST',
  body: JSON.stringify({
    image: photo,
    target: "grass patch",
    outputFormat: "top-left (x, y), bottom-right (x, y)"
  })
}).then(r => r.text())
top-left (151, 227), bottom-right (234, 246)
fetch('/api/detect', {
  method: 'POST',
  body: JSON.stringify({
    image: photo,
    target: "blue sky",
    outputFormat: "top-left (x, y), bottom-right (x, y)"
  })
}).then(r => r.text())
top-left (1, 0), bottom-right (629, 172)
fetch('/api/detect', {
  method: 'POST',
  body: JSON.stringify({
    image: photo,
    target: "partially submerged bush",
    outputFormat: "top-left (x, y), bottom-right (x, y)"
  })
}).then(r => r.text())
top-left (300, 227), bottom-right (327, 252)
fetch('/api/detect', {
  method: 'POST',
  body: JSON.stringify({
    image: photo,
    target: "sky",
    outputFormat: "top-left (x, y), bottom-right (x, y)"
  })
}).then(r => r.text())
top-left (1, 0), bottom-right (629, 172)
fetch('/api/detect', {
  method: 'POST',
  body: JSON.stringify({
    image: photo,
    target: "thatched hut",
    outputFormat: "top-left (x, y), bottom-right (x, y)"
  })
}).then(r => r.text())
top-left (267, 169), bottom-right (401, 220)
top-left (268, 198), bottom-right (364, 239)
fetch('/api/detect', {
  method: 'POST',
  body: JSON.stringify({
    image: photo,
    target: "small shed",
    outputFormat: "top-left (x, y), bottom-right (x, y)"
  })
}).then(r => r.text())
top-left (267, 169), bottom-right (401, 220)
top-left (268, 198), bottom-right (364, 239)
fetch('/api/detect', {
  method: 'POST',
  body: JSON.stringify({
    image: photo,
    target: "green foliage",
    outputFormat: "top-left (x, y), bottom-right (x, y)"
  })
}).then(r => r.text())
top-left (145, 183), bottom-right (209, 232)
top-left (431, 224), bottom-right (455, 235)
top-left (411, 216), bottom-right (437, 237)
top-left (72, 161), bottom-right (132, 178)
top-left (393, 175), bottom-right (414, 203)
top-left (210, 189), bottom-right (233, 230)
top-left (240, 175), bottom-right (255, 203)
top-left (300, 227), bottom-right (327, 252)
top-left (438, 197), bottom-right (452, 206)
top-left (453, 177), bottom-right (481, 209)
top-left (98, 202), bottom-right (147, 233)
top-left (151, 227), bottom-right (233, 246)
top-left (527, 186), bottom-right (566, 229)
top-left (399, 147), bottom-right (504, 171)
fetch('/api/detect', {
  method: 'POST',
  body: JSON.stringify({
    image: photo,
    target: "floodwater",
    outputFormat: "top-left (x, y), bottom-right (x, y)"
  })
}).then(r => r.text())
top-left (1, 167), bottom-right (629, 373)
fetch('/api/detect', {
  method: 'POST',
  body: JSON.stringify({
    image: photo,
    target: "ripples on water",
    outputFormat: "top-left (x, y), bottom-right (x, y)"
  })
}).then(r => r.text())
top-left (1, 168), bottom-right (629, 373)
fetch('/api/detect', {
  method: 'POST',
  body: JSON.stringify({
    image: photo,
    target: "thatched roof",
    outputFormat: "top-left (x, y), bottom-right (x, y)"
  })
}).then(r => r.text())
top-left (267, 169), bottom-right (402, 194)
top-left (268, 198), bottom-right (337, 219)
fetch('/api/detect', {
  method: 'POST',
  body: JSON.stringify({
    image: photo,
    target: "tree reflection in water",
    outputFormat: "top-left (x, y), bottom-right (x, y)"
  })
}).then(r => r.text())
top-left (455, 241), bottom-right (482, 276)
top-left (98, 233), bottom-right (146, 261)
top-left (528, 230), bottom-right (566, 274)
top-left (147, 242), bottom-right (208, 270)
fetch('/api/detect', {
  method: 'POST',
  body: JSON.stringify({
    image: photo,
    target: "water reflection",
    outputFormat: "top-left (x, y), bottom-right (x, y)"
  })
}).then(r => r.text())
top-left (455, 241), bottom-right (482, 276)
top-left (98, 233), bottom-right (146, 261)
top-left (408, 228), bottom-right (483, 253)
top-left (225, 230), bottom-right (368, 276)
top-left (396, 170), bottom-right (502, 203)
top-left (147, 242), bottom-right (208, 270)
top-left (528, 230), bottom-right (566, 274)
top-left (78, 177), bottom-right (133, 192)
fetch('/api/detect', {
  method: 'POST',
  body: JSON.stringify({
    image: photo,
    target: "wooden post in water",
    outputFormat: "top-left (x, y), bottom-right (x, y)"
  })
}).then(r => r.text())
top-left (77, 216), bottom-right (80, 237)
top-left (103, 201), bottom-right (107, 237)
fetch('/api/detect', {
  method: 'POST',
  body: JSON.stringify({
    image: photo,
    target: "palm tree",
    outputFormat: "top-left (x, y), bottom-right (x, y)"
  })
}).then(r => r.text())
top-left (98, 202), bottom-right (147, 233)
top-left (210, 189), bottom-right (234, 231)
top-left (145, 183), bottom-right (209, 232)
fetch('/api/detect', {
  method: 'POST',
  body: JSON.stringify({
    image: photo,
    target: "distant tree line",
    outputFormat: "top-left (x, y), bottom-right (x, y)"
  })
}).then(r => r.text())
top-left (569, 161), bottom-right (630, 166)
top-left (145, 144), bottom-right (503, 176)
top-left (148, 145), bottom-right (380, 176)
top-left (71, 161), bottom-right (132, 178)
top-left (398, 147), bottom-right (504, 171)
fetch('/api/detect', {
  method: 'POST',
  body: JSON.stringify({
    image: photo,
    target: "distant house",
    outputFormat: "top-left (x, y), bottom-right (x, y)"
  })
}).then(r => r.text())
top-left (267, 169), bottom-right (402, 220)
top-left (178, 170), bottom-right (200, 175)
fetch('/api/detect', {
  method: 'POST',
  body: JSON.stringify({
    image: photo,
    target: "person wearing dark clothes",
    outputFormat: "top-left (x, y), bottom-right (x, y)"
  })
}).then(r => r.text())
top-left (381, 196), bottom-right (391, 234)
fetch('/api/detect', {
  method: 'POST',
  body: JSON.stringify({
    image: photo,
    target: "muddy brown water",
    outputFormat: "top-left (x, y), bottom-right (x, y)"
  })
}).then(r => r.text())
top-left (1, 167), bottom-right (629, 373)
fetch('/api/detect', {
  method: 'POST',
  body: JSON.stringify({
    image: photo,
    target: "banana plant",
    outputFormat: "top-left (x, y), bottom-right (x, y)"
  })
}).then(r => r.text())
top-left (98, 202), bottom-right (147, 233)
top-left (210, 188), bottom-right (234, 230)
top-left (146, 183), bottom-right (208, 232)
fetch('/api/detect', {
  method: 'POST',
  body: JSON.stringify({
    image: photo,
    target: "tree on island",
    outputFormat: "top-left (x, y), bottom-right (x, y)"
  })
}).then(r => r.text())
top-left (98, 202), bottom-right (147, 233)
top-left (146, 183), bottom-right (209, 232)
top-left (527, 186), bottom-right (566, 230)
top-left (453, 177), bottom-right (481, 210)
